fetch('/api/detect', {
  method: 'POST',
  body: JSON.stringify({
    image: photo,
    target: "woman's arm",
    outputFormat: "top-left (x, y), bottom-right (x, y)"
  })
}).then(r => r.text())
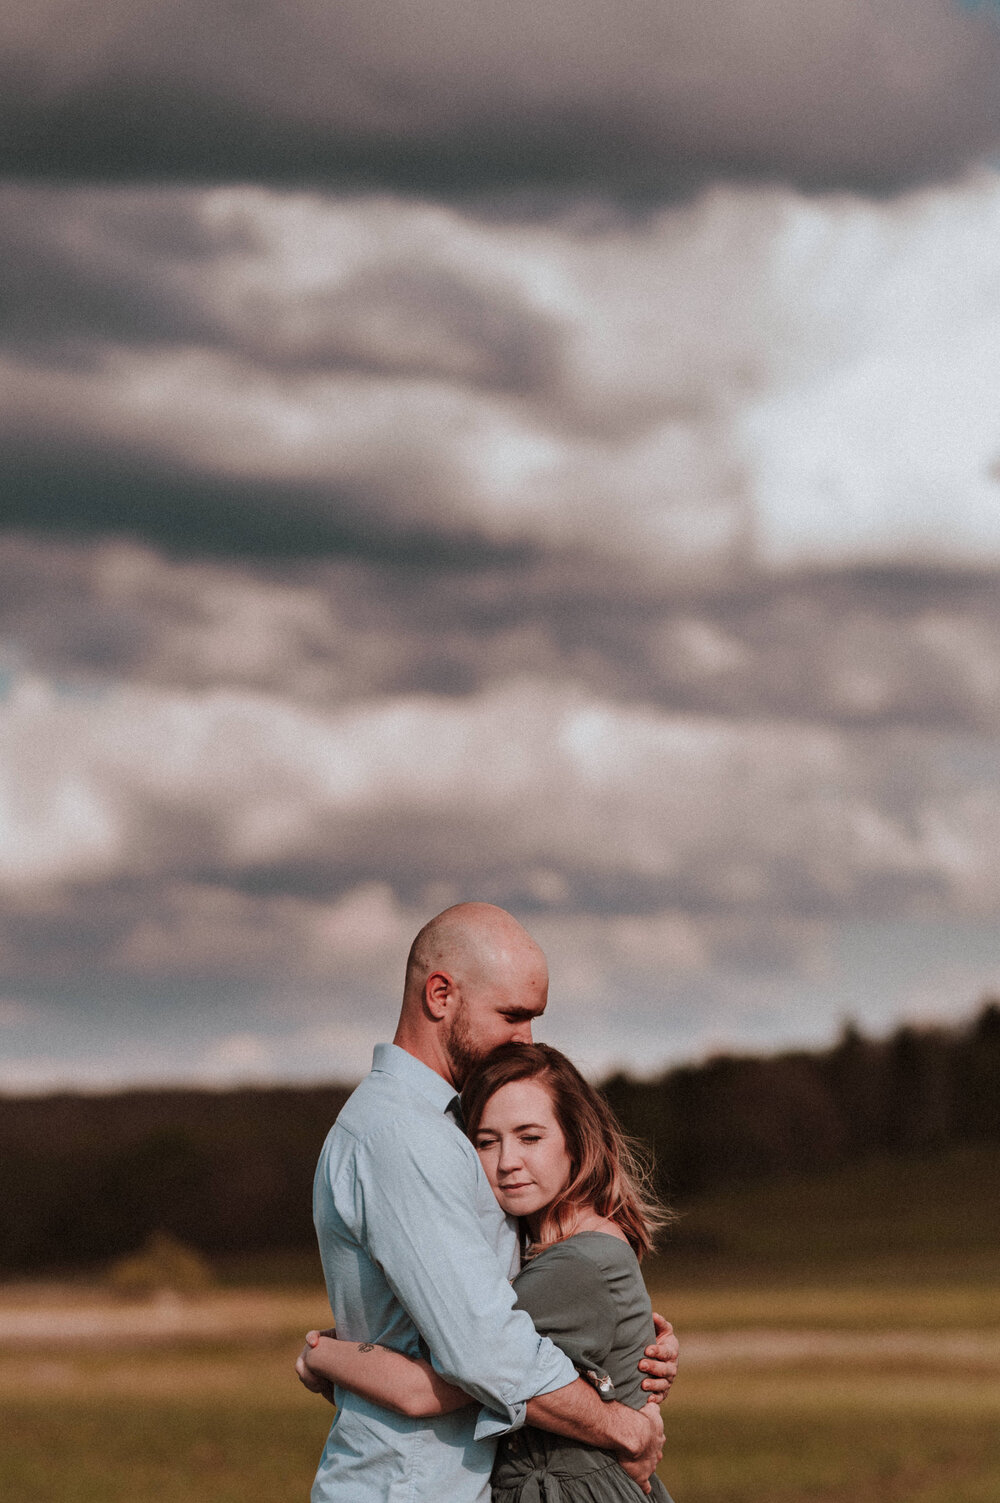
top-left (296, 1330), bottom-right (473, 1419)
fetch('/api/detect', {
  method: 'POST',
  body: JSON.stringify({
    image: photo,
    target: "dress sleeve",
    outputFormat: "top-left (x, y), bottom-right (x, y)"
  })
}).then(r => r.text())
top-left (342, 1116), bottom-right (577, 1437)
top-left (512, 1244), bottom-right (618, 1398)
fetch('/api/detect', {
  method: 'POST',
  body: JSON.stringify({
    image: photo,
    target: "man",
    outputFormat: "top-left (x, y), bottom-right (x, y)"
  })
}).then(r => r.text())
top-left (303, 901), bottom-right (678, 1502)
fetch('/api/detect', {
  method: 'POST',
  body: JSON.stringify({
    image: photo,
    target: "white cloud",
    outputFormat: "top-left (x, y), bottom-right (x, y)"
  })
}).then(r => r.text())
top-left (2, 671), bottom-right (998, 923)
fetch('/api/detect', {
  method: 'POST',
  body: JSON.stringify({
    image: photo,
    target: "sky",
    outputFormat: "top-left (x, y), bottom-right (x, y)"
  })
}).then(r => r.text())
top-left (3, 0), bottom-right (1000, 1092)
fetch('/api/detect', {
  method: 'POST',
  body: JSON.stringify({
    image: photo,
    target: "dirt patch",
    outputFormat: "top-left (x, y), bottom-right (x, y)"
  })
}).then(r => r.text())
top-left (2, 1286), bottom-right (997, 1374)
top-left (0, 1287), bottom-right (328, 1347)
top-left (679, 1328), bottom-right (1000, 1370)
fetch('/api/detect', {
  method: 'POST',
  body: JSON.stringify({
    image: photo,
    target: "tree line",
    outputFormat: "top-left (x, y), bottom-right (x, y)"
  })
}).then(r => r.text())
top-left (1, 1001), bottom-right (997, 1274)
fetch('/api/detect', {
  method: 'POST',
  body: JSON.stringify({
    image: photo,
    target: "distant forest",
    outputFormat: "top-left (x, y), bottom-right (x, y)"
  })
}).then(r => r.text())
top-left (1, 1002), bottom-right (998, 1274)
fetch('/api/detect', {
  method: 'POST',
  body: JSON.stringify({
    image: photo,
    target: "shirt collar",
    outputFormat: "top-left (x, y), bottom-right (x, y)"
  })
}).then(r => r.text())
top-left (371, 1042), bottom-right (462, 1119)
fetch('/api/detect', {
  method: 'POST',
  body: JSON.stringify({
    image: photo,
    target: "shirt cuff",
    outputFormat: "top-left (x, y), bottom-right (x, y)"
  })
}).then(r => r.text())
top-left (473, 1397), bottom-right (527, 1441)
top-left (472, 1351), bottom-right (578, 1441)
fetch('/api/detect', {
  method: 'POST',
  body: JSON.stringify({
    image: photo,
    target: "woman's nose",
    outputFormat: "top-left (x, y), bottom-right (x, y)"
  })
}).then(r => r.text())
top-left (497, 1138), bottom-right (522, 1171)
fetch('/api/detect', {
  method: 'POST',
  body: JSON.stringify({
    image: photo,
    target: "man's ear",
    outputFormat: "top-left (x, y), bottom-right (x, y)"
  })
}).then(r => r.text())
top-left (423, 969), bottom-right (455, 1020)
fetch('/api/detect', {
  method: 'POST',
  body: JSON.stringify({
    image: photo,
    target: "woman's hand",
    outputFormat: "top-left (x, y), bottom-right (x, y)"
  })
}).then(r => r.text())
top-left (638, 1313), bottom-right (679, 1400)
top-left (296, 1328), bottom-right (338, 1403)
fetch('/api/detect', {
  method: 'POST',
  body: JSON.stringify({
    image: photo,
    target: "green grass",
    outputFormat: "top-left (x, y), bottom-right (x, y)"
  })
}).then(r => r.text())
top-left (661, 1403), bottom-right (1000, 1503)
top-left (2, 1396), bottom-right (333, 1503)
top-left (4, 1375), bottom-right (998, 1503)
top-left (2, 1334), bottom-right (998, 1503)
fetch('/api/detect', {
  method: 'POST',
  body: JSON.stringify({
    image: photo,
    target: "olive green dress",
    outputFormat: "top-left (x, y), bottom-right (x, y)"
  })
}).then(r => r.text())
top-left (491, 1232), bottom-right (675, 1503)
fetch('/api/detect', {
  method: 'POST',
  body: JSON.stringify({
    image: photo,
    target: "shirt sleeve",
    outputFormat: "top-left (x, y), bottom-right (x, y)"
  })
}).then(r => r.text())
top-left (512, 1244), bottom-right (618, 1392)
top-left (340, 1114), bottom-right (578, 1438)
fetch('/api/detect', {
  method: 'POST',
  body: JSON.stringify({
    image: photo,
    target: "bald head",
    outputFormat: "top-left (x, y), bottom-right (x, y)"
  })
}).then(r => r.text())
top-left (396, 902), bottom-right (549, 1086)
top-left (404, 902), bottom-right (546, 1003)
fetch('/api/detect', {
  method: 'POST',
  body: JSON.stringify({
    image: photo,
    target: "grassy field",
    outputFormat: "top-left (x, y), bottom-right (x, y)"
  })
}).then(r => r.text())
top-left (2, 1277), bottom-right (998, 1503)
top-left (4, 1375), bottom-right (997, 1503)
top-left (645, 1267), bottom-right (1000, 1332)
top-left (4, 1146), bottom-right (998, 1501)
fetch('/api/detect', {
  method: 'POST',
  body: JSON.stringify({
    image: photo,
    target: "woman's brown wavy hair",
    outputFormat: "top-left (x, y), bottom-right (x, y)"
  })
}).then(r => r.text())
top-left (461, 1042), bottom-right (671, 1261)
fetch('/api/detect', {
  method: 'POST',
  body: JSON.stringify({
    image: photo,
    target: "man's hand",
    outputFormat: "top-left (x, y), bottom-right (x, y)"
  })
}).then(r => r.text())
top-left (296, 1328), bottom-right (337, 1404)
top-left (638, 1312), bottom-right (679, 1400)
top-left (616, 1398), bottom-right (665, 1494)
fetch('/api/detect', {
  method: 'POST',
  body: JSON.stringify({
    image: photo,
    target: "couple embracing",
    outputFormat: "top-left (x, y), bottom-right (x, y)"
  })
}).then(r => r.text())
top-left (297, 901), bottom-right (679, 1501)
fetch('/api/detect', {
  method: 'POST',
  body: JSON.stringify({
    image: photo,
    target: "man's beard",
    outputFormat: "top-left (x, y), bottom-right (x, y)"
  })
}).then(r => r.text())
top-left (444, 999), bottom-right (489, 1087)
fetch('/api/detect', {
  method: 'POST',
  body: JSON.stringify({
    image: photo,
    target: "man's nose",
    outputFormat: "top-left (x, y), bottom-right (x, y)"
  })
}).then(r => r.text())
top-left (511, 1021), bottom-right (533, 1044)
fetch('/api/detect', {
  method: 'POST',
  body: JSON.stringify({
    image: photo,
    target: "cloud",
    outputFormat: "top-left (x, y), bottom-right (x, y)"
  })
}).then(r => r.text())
top-left (4, 55), bottom-right (1000, 1089)
top-left (5, 903), bottom-right (999, 1088)
top-left (5, 175), bottom-right (1000, 752)
top-left (1, 1), bottom-right (999, 188)
top-left (0, 997), bottom-right (33, 1025)
top-left (5, 531), bottom-right (1000, 737)
top-left (2, 673), bottom-right (998, 937)
top-left (5, 176), bottom-right (1000, 585)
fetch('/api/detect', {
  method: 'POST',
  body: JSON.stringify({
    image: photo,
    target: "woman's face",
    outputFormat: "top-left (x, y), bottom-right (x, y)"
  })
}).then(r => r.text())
top-left (472, 1076), bottom-right (573, 1233)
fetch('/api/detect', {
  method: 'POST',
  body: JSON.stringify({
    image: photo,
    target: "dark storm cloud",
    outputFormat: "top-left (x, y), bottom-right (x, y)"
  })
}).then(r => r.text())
top-left (0, 442), bottom-right (542, 564)
top-left (2, 178), bottom-right (1000, 768)
top-left (1, 1), bottom-right (999, 190)
top-left (5, 536), bottom-right (1000, 735)
top-left (0, 185), bottom-right (562, 390)
top-left (6, 178), bottom-right (1000, 591)
top-left (0, 186), bottom-right (232, 352)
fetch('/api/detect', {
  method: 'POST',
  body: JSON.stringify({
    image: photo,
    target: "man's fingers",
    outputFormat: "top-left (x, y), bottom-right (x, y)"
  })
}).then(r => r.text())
top-left (645, 1309), bottom-right (680, 1389)
top-left (643, 1345), bottom-right (679, 1362)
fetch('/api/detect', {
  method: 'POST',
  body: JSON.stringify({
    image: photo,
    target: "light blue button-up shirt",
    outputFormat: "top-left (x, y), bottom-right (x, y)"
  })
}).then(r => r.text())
top-left (311, 1043), bottom-right (577, 1503)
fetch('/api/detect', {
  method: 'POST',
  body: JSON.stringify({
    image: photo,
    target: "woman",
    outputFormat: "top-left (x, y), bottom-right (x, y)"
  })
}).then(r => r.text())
top-left (298, 1043), bottom-right (675, 1501)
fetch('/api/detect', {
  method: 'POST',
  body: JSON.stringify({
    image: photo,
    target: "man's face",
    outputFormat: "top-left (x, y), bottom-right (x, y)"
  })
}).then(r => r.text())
top-left (444, 961), bottom-right (548, 1087)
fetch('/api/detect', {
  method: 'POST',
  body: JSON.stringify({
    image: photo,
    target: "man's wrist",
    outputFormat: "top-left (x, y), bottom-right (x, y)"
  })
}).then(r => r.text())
top-left (608, 1401), bottom-right (646, 1459)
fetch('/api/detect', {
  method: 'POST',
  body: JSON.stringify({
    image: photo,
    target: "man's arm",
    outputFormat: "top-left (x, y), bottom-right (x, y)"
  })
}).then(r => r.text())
top-left (295, 1330), bottom-right (663, 1490)
top-left (526, 1382), bottom-right (664, 1492)
top-left (296, 1329), bottom-right (663, 1496)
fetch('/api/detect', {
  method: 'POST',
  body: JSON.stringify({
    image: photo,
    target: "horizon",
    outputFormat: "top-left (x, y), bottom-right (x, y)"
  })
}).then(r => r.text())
top-left (2, 990), bottom-right (996, 1100)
